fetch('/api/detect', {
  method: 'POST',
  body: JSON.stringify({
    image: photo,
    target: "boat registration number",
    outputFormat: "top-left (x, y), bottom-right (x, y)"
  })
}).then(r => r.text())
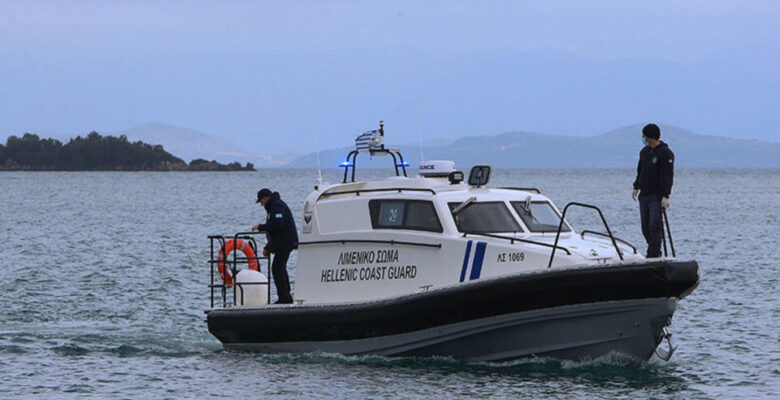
top-left (497, 252), bottom-right (525, 263)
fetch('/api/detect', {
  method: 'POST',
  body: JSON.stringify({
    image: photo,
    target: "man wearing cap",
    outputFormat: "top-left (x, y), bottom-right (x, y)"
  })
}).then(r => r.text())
top-left (632, 123), bottom-right (674, 258)
top-left (252, 188), bottom-right (298, 304)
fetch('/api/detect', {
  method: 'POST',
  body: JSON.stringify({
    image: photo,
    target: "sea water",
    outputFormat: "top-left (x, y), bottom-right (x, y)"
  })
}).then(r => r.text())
top-left (0, 169), bottom-right (777, 399)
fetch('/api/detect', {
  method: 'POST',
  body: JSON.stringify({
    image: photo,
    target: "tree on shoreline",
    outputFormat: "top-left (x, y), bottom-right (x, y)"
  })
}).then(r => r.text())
top-left (0, 132), bottom-right (255, 171)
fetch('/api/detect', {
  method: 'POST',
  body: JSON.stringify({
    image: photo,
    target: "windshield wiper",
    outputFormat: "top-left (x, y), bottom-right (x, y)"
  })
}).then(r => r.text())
top-left (452, 196), bottom-right (477, 216)
top-left (522, 195), bottom-right (542, 224)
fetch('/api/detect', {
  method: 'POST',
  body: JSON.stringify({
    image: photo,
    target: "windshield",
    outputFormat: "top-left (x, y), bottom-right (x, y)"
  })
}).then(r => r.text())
top-left (449, 202), bottom-right (522, 233)
top-left (511, 201), bottom-right (570, 233)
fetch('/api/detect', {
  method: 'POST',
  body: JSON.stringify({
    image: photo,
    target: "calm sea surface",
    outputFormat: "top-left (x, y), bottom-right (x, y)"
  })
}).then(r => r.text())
top-left (0, 169), bottom-right (778, 399)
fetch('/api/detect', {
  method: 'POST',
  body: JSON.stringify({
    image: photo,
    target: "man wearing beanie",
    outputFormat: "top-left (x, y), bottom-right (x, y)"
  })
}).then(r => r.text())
top-left (632, 123), bottom-right (674, 258)
top-left (252, 187), bottom-right (298, 304)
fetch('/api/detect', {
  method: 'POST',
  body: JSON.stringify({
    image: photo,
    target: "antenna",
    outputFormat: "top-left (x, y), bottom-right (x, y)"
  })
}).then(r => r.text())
top-left (309, 100), bottom-right (323, 184)
top-left (315, 136), bottom-right (323, 185)
top-left (418, 119), bottom-right (425, 163)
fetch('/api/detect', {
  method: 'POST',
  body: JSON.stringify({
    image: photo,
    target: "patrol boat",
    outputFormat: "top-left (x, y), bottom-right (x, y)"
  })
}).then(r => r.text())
top-left (205, 122), bottom-right (699, 362)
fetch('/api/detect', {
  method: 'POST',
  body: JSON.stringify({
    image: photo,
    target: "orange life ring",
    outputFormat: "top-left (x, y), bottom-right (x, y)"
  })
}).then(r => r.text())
top-left (217, 239), bottom-right (259, 287)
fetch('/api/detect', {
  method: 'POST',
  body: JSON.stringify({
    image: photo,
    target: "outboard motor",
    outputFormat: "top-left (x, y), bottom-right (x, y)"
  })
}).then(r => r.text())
top-left (234, 269), bottom-right (269, 306)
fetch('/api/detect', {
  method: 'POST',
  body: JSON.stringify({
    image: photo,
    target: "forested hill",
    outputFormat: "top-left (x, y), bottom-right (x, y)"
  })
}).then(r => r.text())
top-left (0, 132), bottom-right (255, 171)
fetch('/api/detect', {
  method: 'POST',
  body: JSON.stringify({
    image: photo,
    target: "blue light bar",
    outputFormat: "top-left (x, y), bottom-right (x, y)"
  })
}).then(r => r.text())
top-left (339, 161), bottom-right (353, 168)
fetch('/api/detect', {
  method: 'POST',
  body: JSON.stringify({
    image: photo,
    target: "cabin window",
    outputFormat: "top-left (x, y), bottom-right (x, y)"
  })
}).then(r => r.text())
top-left (448, 202), bottom-right (522, 233)
top-left (369, 200), bottom-right (443, 232)
top-left (377, 201), bottom-right (405, 227)
top-left (511, 201), bottom-right (571, 233)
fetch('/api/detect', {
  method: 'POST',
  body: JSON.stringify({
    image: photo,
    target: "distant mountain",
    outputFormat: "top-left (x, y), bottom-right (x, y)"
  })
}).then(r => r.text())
top-left (113, 123), bottom-right (297, 166)
top-left (286, 124), bottom-right (780, 168)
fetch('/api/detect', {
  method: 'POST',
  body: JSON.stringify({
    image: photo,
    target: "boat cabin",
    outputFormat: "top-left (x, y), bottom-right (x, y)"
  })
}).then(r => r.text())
top-left (290, 125), bottom-right (642, 305)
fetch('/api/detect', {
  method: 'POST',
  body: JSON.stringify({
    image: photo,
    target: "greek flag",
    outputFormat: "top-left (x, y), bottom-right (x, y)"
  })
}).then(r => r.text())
top-left (355, 129), bottom-right (380, 150)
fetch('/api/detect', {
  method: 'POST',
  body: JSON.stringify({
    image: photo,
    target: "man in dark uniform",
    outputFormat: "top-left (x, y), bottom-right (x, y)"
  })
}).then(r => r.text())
top-left (632, 123), bottom-right (674, 258)
top-left (252, 188), bottom-right (298, 304)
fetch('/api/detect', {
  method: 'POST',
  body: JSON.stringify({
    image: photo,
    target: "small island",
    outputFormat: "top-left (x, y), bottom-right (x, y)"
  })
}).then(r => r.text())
top-left (0, 132), bottom-right (255, 171)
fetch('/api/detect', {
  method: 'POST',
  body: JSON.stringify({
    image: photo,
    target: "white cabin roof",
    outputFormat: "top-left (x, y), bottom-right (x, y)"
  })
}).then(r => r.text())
top-left (312, 176), bottom-right (547, 205)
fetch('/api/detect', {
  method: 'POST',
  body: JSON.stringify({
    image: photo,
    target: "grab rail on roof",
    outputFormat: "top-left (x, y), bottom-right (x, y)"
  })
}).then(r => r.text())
top-left (497, 187), bottom-right (542, 194)
top-left (319, 187), bottom-right (436, 199)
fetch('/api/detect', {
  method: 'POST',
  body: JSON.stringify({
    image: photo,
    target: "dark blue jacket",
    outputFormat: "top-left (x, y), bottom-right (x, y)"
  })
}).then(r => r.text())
top-left (257, 192), bottom-right (298, 253)
top-left (633, 141), bottom-right (674, 198)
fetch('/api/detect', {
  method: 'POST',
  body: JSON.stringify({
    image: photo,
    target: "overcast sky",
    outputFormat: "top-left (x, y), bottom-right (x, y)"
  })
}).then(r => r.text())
top-left (2, 0), bottom-right (779, 154)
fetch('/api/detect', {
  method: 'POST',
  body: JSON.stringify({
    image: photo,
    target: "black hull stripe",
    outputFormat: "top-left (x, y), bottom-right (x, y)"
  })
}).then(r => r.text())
top-left (208, 260), bottom-right (699, 344)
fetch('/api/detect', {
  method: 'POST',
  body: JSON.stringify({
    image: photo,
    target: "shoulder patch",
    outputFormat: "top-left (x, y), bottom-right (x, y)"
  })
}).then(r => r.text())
top-left (275, 213), bottom-right (283, 218)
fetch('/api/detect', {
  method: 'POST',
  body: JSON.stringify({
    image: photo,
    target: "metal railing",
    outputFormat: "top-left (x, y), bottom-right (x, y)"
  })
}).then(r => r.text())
top-left (662, 209), bottom-right (676, 257)
top-left (547, 202), bottom-right (624, 268)
top-left (497, 187), bottom-right (542, 194)
top-left (461, 231), bottom-right (571, 255)
top-left (342, 148), bottom-right (409, 183)
top-left (299, 239), bottom-right (442, 249)
top-left (208, 231), bottom-right (272, 308)
top-left (319, 187), bottom-right (436, 199)
top-left (580, 230), bottom-right (638, 254)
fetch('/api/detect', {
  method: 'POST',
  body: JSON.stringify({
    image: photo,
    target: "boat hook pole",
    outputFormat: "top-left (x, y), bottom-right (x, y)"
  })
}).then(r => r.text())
top-left (662, 208), bottom-right (676, 257)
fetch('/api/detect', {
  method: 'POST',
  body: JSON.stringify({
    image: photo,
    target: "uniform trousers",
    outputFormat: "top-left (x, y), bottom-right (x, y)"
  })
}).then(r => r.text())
top-left (271, 249), bottom-right (293, 303)
top-left (639, 193), bottom-right (664, 257)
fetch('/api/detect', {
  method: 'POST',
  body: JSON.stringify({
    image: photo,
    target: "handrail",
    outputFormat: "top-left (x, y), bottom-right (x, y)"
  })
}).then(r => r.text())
top-left (319, 187), bottom-right (436, 199)
top-left (342, 148), bottom-right (409, 183)
top-left (461, 232), bottom-right (571, 255)
top-left (662, 209), bottom-right (676, 257)
top-left (547, 202), bottom-right (624, 268)
top-left (498, 187), bottom-right (542, 194)
top-left (208, 231), bottom-right (271, 308)
top-left (299, 239), bottom-right (442, 249)
top-left (231, 231), bottom-right (270, 306)
top-left (580, 230), bottom-right (638, 254)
